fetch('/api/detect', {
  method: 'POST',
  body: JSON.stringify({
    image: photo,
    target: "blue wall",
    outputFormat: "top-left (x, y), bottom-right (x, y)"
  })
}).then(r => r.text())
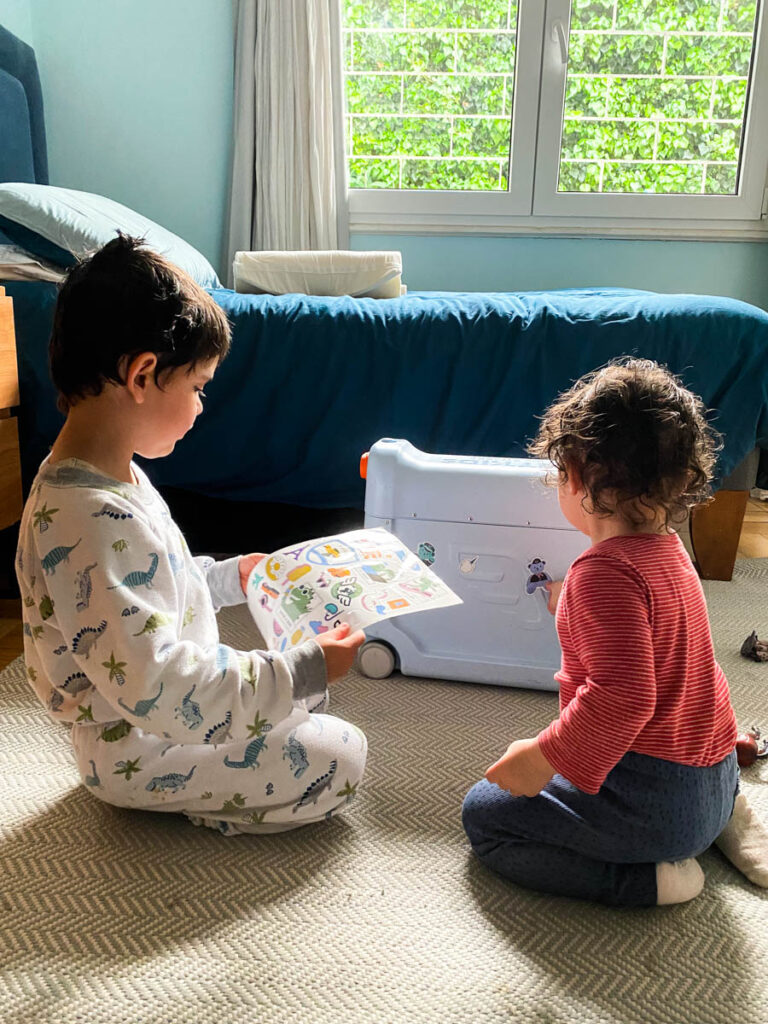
top-left (26, 0), bottom-right (234, 275)
top-left (0, 0), bottom-right (33, 44)
top-left (353, 233), bottom-right (768, 309)
top-left (3, 0), bottom-right (766, 305)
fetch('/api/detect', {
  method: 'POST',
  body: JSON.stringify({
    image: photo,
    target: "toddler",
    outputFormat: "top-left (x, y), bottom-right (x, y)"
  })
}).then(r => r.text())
top-left (16, 234), bottom-right (367, 835)
top-left (462, 358), bottom-right (768, 905)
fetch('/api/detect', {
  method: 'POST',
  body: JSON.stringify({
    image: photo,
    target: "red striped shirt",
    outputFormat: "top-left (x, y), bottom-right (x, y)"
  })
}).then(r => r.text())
top-left (537, 532), bottom-right (737, 794)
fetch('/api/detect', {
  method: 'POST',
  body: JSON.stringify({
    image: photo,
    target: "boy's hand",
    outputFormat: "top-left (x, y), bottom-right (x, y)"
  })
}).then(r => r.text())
top-left (314, 623), bottom-right (366, 683)
top-left (239, 553), bottom-right (268, 595)
top-left (485, 737), bottom-right (555, 797)
top-left (544, 580), bottom-right (564, 616)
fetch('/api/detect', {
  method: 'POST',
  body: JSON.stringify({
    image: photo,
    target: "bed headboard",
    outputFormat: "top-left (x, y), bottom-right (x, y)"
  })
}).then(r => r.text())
top-left (0, 24), bottom-right (48, 184)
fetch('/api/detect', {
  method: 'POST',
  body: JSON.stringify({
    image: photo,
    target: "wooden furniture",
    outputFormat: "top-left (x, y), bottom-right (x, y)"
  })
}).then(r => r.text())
top-left (0, 287), bottom-right (23, 531)
top-left (690, 489), bottom-right (749, 582)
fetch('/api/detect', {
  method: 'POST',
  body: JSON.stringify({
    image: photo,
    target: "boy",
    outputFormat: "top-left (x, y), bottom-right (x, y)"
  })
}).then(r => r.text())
top-left (17, 234), bottom-right (367, 834)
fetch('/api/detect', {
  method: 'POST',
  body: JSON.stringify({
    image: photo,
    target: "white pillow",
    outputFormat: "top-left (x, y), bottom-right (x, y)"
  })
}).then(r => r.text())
top-left (233, 250), bottom-right (405, 298)
top-left (0, 183), bottom-right (221, 289)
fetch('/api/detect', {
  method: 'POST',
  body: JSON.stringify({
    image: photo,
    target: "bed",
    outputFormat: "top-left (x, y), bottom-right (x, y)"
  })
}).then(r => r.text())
top-left (1, 25), bottom-right (767, 582)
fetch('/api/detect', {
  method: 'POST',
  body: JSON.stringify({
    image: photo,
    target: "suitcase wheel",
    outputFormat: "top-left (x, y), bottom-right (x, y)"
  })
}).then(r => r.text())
top-left (357, 639), bottom-right (397, 679)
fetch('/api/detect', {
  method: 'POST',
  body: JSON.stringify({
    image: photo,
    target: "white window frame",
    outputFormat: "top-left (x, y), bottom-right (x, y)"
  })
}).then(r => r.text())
top-left (347, 0), bottom-right (768, 240)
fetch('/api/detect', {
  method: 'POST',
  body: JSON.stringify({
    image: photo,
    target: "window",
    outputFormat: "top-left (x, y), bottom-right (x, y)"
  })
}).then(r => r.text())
top-left (342, 0), bottom-right (768, 237)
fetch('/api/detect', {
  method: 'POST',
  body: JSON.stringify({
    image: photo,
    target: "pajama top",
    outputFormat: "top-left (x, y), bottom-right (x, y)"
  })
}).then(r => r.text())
top-left (537, 532), bottom-right (737, 794)
top-left (16, 457), bottom-right (326, 749)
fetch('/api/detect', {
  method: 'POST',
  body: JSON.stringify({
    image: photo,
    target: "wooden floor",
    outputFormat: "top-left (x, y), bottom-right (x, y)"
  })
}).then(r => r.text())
top-left (736, 495), bottom-right (768, 559)
top-left (0, 597), bottom-right (23, 673)
top-left (1, 498), bottom-right (767, 674)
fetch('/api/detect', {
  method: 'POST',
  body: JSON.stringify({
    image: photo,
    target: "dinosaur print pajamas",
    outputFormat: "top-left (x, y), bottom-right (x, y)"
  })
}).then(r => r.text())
top-left (16, 458), bottom-right (367, 834)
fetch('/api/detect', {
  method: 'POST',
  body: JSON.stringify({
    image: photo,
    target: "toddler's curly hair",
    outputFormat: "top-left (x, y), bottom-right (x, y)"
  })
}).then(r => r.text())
top-left (527, 358), bottom-right (722, 528)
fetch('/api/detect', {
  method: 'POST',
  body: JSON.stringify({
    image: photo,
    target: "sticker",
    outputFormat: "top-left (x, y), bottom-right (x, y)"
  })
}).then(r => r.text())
top-left (265, 556), bottom-right (285, 581)
top-left (525, 558), bottom-right (552, 595)
top-left (306, 540), bottom-right (357, 566)
top-left (361, 548), bottom-right (384, 560)
top-left (418, 541), bottom-right (436, 566)
top-left (402, 578), bottom-right (434, 598)
top-left (460, 556), bottom-right (478, 574)
top-left (287, 564), bottom-right (311, 583)
top-left (361, 591), bottom-right (393, 614)
top-left (331, 580), bottom-right (363, 605)
top-left (281, 584), bottom-right (317, 622)
top-left (361, 563), bottom-right (396, 584)
top-left (284, 545), bottom-right (307, 562)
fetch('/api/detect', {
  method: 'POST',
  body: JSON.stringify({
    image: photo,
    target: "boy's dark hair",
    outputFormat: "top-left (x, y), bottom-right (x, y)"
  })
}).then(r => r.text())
top-left (527, 357), bottom-right (722, 527)
top-left (49, 233), bottom-right (231, 413)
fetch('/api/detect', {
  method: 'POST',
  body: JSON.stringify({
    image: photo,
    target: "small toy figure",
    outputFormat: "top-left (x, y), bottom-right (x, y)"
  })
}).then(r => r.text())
top-left (740, 630), bottom-right (768, 662)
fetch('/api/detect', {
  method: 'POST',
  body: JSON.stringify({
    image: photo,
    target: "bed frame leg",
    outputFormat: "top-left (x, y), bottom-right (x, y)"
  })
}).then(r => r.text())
top-left (689, 489), bottom-right (748, 581)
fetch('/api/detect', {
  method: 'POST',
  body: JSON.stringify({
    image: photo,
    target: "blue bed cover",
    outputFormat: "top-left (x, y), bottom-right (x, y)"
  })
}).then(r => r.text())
top-left (6, 283), bottom-right (768, 507)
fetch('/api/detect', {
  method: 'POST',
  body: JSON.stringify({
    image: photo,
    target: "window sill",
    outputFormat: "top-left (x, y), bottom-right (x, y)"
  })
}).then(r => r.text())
top-left (349, 212), bottom-right (768, 242)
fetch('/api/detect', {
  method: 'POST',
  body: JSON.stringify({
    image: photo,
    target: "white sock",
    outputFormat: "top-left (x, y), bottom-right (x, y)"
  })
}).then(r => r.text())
top-left (715, 793), bottom-right (768, 887)
top-left (656, 858), bottom-right (705, 905)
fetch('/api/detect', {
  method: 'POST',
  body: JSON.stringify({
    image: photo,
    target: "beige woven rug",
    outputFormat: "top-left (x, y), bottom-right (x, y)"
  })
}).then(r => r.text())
top-left (1, 560), bottom-right (767, 1024)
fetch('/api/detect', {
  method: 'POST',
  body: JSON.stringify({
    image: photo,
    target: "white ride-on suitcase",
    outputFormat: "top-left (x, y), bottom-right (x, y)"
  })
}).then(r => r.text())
top-left (358, 439), bottom-right (590, 690)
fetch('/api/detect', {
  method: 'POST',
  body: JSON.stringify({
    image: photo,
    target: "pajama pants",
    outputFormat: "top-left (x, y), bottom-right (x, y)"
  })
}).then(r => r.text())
top-left (462, 750), bottom-right (738, 906)
top-left (71, 692), bottom-right (368, 834)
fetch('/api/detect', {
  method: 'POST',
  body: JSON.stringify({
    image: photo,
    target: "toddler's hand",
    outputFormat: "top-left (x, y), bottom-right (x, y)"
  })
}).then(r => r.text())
top-left (485, 737), bottom-right (554, 797)
top-left (314, 623), bottom-right (366, 683)
top-left (239, 552), bottom-right (268, 595)
top-left (544, 580), bottom-right (564, 616)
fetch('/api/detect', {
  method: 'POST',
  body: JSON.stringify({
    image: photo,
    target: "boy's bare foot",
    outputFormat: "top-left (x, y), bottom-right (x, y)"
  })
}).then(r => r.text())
top-left (715, 793), bottom-right (768, 887)
top-left (656, 858), bottom-right (705, 905)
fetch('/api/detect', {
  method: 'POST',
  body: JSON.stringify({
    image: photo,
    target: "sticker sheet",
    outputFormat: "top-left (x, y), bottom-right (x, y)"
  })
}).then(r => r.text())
top-left (245, 527), bottom-right (462, 651)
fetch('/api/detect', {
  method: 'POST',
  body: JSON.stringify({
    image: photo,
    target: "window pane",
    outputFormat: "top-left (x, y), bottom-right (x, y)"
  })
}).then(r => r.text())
top-left (558, 0), bottom-right (759, 195)
top-left (342, 1), bottom-right (518, 191)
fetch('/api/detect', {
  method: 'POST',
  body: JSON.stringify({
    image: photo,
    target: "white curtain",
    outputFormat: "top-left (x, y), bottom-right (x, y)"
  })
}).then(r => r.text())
top-left (223, 0), bottom-right (349, 284)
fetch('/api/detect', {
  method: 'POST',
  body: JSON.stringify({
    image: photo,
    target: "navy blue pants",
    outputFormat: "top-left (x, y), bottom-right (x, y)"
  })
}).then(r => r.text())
top-left (462, 750), bottom-right (738, 907)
